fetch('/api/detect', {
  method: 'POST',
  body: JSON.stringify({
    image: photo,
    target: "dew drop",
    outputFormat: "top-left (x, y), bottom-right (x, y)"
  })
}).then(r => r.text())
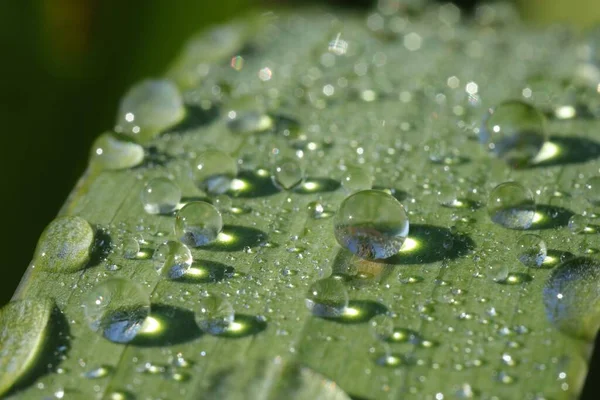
top-left (193, 150), bottom-right (238, 195)
top-left (83, 278), bottom-right (150, 343)
top-left (517, 234), bottom-right (547, 267)
top-left (480, 100), bottom-right (547, 167)
top-left (121, 236), bottom-right (140, 260)
top-left (90, 132), bottom-right (144, 170)
top-left (141, 178), bottom-right (181, 215)
top-left (153, 241), bottom-right (193, 279)
top-left (227, 111), bottom-right (274, 134)
top-left (369, 315), bottom-right (394, 341)
top-left (568, 214), bottom-right (588, 234)
top-left (195, 293), bottom-right (234, 335)
top-left (213, 194), bottom-right (233, 213)
top-left (487, 182), bottom-right (535, 229)
top-left (271, 158), bottom-right (305, 190)
top-left (487, 262), bottom-right (509, 283)
top-left (334, 190), bottom-right (409, 260)
top-left (115, 79), bottom-right (185, 142)
top-left (33, 216), bottom-right (94, 273)
top-left (305, 277), bottom-right (349, 317)
top-left (584, 176), bottom-right (600, 206)
top-left (83, 365), bottom-right (112, 379)
top-left (175, 201), bottom-right (223, 247)
top-left (341, 165), bottom-right (373, 193)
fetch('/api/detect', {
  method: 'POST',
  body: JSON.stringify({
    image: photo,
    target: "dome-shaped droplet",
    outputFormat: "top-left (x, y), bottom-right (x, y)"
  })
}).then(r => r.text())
top-left (33, 216), bottom-right (95, 273)
top-left (194, 293), bottom-right (234, 335)
top-left (90, 132), bottom-right (144, 170)
top-left (305, 278), bottom-right (349, 317)
top-left (544, 257), bottom-right (600, 341)
top-left (479, 100), bottom-right (547, 167)
top-left (584, 176), bottom-right (600, 206)
top-left (341, 165), bottom-right (372, 193)
top-left (83, 278), bottom-right (150, 343)
top-left (369, 314), bottom-right (394, 341)
top-left (271, 158), bottom-right (304, 190)
top-left (227, 112), bottom-right (274, 134)
top-left (121, 235), bottom-right (140, 259)
top-left (115, 79), bottom-right (185, 142)
top-left (193, 150), bottom-right (238, 195)
top-left (152, 241), bottom-right (193, 279)
top-left (175, 202), bottom-right (223, 247)
top-left (517, 234), bottom-right (547, 267)
top-left (334, 190), bottom-right (409, 260)
top-left (568, 214), bottom-right (588, 234)
top-left (213, 194), bottom-right (233, 213)
top-left (141, 178), bottom-right (181, 215)
top-left (487, 182), bottom-right (535, 229)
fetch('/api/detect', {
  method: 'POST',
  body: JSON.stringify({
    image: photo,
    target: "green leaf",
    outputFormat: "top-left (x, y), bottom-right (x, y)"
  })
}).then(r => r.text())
top-left (7, 3), bottom-right (600, 399)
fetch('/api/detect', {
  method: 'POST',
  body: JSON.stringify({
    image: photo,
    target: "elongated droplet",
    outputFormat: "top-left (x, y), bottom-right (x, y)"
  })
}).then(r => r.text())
top-left (334, 190), bottom-right (409, 260)
top-left (83, 278), bottom-right (150, 343)
top-left (141, 178), bottom-right (181, 215)
top-left (33, 216), bottom-right (94, 273)
top-left (175, 202), bottom-right (223, 247)
top-left (305, 278), bottom-right (348, 317)
top-left (152, 241), bottom-right (193, 279)
top-left (488, 182), bottom-right (535, 229)
top-left (90, 132), bottom-right (145, 170)
top-left (195, 294), bottom-right (234, 335)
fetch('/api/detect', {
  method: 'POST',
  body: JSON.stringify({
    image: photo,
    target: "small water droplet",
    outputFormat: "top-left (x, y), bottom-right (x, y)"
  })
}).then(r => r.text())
top-left (153, 241), bottom-right (193, 279)
top-left (517, 234), bottom-right (547, 267)
top-left (227, 111), bottom-right (274, 134)
top-left (213, 194), bottom-right (233, 213)
top-left (334, 190), bottom-right (409, 260)
top-left (487, 262), bottom-right (509, 283)
top-left (83, 365), bottom-right (112, 379)
top-left (175, 201), bottom-right (223, 247)
top-left (141, 178), bottom-right (181, 215)
top-left (121, 235), bottom-right (140, 260)
top-left (369, 315), bottom-right (394, 341)
top-left (195, 293), bottom-right (234, 335)
top-left (193, 150), bottom-right (238, 195)
top-left (488, 182), bottom-right (535, 229)
top-left (83, 278), bottom-right (150, 343)
top-left (305, 278), bottom-right (348, 317)
top-left (90, 132), bottom-right (144, 170)
top-left (341, 165), bottom-right (373, 193)
top-left (584, 176), bottom-right (600, 206)
top-left (271, 158), bottom-right (304, 190)
top-left (568, 214), bottom-right (589, 234)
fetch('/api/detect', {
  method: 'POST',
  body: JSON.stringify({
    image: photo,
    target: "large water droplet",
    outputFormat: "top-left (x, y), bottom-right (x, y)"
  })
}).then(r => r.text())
top-left (153, 241), bottom-right (193, 279)
top-left (544, 257), bottom-right (600, 341)
top-left (175, 201), bottom-right (223, 247)
top-left (83, 278), bottom-right (150, 343)
top-left (480, 100), bottom-right (547, 167)
top-left (33, 216), bottom-right (94, 273)
top-left (487, 182), bottom-right (535, 229)
top-left (517, 234), bottom-right (547, 267)
top-left (305, 278), bottom-right (349, 317)
top-left (195, 293), bottom-right (234, 335)
top-left (271, 158), bottom-right (305, 190)
top-left (334, 190), bottom-right (409, 260)
top-left (90, 133), bottom-right (144, 170)
top-left (0, 298), bottom-right (53, 397)
top-left (193, 150), bottom-right (238, 195)
top-left (141, 178), bottom-right (181, 215)
top-left (341, 165), bottom-right (372, 193)
top-left (115, 79), bottom-right (185, 142)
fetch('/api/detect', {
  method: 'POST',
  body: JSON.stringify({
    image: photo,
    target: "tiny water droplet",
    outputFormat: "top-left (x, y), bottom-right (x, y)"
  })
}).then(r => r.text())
top-left (488, 182), bottom-right (535, 229)
top-left (517, 234), bottom-right (547, 267)
top-left (305, 278), bottom-right (348, 317)
top-left (193, 150), bottom-right (238, 195)
top-left (83, 278), bottom-right (150, 343)
top-left (175, 201), bottom-right (223, 247)
top-left (334, 190), bottom-right (409, 260)
top-left (341, 165), bottom-right (373, 193)
top-left (90, 132), bottom-right (144, 170)
top-left (195, 293), bottom-right (234, 335)
top-left (141, 178), bottom-right (181, 215)
top-left (153, 241), bottom-right (193, 279)
top-left (271, 158), bottom-right (304, 190)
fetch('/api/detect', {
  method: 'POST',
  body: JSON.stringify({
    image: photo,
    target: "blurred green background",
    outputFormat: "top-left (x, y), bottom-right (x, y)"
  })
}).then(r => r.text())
top-left (1, 0), bottom-right (599, 304)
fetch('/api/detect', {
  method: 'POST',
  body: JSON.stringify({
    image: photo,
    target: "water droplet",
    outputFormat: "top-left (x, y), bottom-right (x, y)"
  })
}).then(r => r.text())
top-left (517, 234), bottom-right (547, 267)
top-left (480, 100), bottom-right (547, 167)
top-left (227, 111), bottom-right (274, 134)
top-left (33, 216), bottom-right (94, 273)
top-left (568, 214), bottom-right (589, 234)
top-left (121, 236), bottom-right (140, 260)
top-left (341, 165), bottom-right (373, 193)
top-left (90, 132), bottom-right (144, 170)
top-left (193, 150), bottom-right (238, 195)
top-left (584, 176), bottom-right (600, 206)
top-left (115, 79), bottom-right (185, 142)
top-left (334, 190), bottom-right (409, 260)
top-left (271, 158), bottom-right (304, 190)
top-left (213, 194), bottom-right (233, 213)
top-left (488, 262), bottom-right (509, 283)
top-left (0, 298), bottom-right (53, 397)
top-left (487, 182), bottom-right (535, 229)
top-left (305, 278), bottom-right (348, 317)
top-left (83, 278), bottom-right (150, 343)
top-left (369, 315), bottom-right (394, 341)
top-left (153, 241), bottom-right (193, 279)
top-left (195, 293), bottom-right (234, 335)
top-left (544, 257), bottom-right (600, 340)
top-left (141, 178), bottom-right (181, 215)
top-left (175, 201), bottom-right (223, 247)
top-left (83, 365), bottom-right (112, 379)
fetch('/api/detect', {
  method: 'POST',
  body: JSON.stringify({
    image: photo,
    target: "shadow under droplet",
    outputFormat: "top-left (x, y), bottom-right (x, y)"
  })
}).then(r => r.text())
top-left (216, 314), bottom-right (267, 339)
top-left (203, 225), bottom-right (266, 252)
top-left (178, 260), bottom-right (235, 284)
top-left (384, 224), bottom-right (475, 265)
top-left (530, 136), bottom-right (600, 168)
top-left (9, 305), bottom-right (71, 396)
top-left (294, 178), bottom-right (340, 194)
top-left (87, 228), bottom-right (113, 268)
top-left (541, 249), bottom-right (574, 269)
top-left (323, 300), bottom-right (388, 324)
top-left (181, 196), bottom-right (212, 204)
top-left (373, 186), bottom-right (410, 202)
top-left (132, 304), bottom-right (202, 347)
top-left (229, 169), bottom-right (279, 198)
top-left (529, 205), bottom-right (574, 230)
top-left (168, 104), bottom-right (221, 133)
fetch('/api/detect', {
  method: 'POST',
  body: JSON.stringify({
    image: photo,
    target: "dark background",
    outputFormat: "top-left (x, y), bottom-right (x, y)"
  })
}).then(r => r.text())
top-left (1, 0), bottom-right (599, 397)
